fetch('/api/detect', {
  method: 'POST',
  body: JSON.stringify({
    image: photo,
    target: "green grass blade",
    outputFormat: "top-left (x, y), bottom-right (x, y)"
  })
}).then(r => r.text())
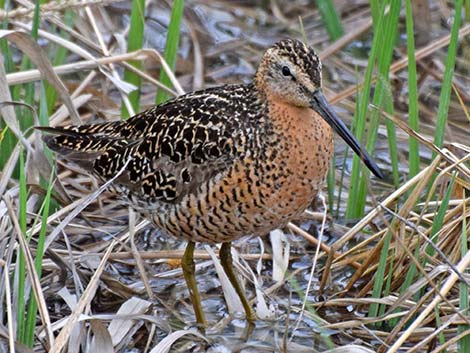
top-left (346, 0), bottom-right (400, 218)
top-left (384, 96), bottom-right (399, 187)
top-left (21, 0), bottom-right (40, 129)
top-left (155, 0), bottom-right (184, 104)
top-left (466, 0), bottom-right (470, 21)
top-left (334, 83), bottom-right (359, 217)
top-left (434, 305), bottom-right (446, 345)
top-left (0, 0), bottom-right (14, 73)
top-left (24, 167), bottom-right (54, 347)
top-left (433, 0), bottom-right (462, 150)
top-left (0, 122), bottom-right (17, 173)
top-left (365, 0), bottom-right (401, 187)
top-left (122, 0), bottom-right (145, 117)
top-left (368, 230), bottom-right (392, 319)
top-left (369, 0), bottom-right (380, 23)
top-left (345, 8), bottom-right (382, 218)
top-left (405, 0), bottom-right (420, 178)
top-left (411, 174), bottom-right (455, 304)
top-left (31, 0), bottom-right (40, 39)
top-left (6, 0), bottom-right (42, 177)
top-left (17, 148), bottom-right (27, 342)
top-left (459, 190), bottom-right (470, 352)
top-left (0, 2), bottom-right (17, 172)
top-left (387, 237), bottom-right (421, 327)
top-left (426, 173), bottom-right (456, 257)
top-left (315, 0), bottom-right (344, 41)
top-left (23, 87), bottom-right (52, 346)
top-left (379, 246), bottom-right (394, 317)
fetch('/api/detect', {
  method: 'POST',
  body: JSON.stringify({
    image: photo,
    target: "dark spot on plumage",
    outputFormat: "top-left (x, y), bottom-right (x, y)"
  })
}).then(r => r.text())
top-left (167, 177), bottom-right (177, 189)
top-left (208, 129), bottom-right (219, 141)
top-left (129, 161), bottom-right (141, 181)
top-left (167, 124), bottom-right (180, 137)
top-left (208, 115), bottom-right (221, 125)
top-left (246, 182), bottom-right (253, 195)
top-left (155, 170), bottom-right (164, 184)
top-left (191, 144), bottom-right (205, 164)
top-left (220, 139), bottom-right (232, 155)
top-left (160, 139), bottom-right (173, 157)
top-left (195, 127), bottom-right (207, 141)
top-left (131, 116), bottom-right (148, 133)
top-left (137, 140), bottom-right (149, 156)
top-left (163, 105), bottom-right (182, 119)
top-left (209, 145), bottom-right (221, 158)
top-left (155, 188), bottom-right (164, 198)
top-left (142, 181), bottom-right (153, 196)
top-left (181, 168), bottom-right (191, 183)
top-left (182, 126), bottom-right (195, 142)
top-left (170, 152), bottom-right (182, 163)
top-left (177, 104), bottom-right (192, 117)
top-left (175, 139), bottom-right (188, 156)
top-left (231, 189), bottom-right (239, 203)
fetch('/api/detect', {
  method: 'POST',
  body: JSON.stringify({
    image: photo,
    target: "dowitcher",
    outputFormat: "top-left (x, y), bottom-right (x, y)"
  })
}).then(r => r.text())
top-left (39, 38), bottom-right (383, 331)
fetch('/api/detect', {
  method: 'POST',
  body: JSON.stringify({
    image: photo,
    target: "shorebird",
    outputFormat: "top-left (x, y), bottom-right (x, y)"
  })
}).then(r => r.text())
top-left (38, 38), bottom-right (383, 331)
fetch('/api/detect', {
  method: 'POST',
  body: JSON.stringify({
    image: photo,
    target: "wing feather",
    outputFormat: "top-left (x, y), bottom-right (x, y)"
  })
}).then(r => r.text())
top-left (38, 84), bottom-right (262, 205)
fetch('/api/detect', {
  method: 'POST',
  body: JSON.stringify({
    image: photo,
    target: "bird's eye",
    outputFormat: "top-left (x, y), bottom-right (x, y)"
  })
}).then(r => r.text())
top-left (282, 66), bottom-right (291, 76)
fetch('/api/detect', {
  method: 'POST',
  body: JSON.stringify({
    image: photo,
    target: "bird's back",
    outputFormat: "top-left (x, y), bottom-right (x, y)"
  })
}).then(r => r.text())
top-left (42, 83), bottom-right (268, 209)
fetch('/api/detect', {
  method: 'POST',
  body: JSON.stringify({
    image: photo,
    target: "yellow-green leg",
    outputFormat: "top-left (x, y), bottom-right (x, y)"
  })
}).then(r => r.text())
top-left (219, 242), bottom-right (257, 326)
top-left (182, 241), bottom-right (207, 330)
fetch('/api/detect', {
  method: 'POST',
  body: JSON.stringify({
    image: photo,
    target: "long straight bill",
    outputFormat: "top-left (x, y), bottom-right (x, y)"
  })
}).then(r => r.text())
top-left (310, 91), bottom-right (384, 179)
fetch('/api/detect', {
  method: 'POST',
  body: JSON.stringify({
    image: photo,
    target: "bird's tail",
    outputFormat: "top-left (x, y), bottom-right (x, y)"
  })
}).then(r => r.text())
top-left (36, 125), bottom-right (135, 170)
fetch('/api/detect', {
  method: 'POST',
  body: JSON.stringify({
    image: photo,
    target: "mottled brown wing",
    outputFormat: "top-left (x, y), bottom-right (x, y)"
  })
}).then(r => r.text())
top-left (40, 84), bottom-right (260, 205)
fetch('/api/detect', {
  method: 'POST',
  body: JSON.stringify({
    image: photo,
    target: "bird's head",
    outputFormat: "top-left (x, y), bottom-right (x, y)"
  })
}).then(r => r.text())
top-left (255, 39), bottom-right (384, 179)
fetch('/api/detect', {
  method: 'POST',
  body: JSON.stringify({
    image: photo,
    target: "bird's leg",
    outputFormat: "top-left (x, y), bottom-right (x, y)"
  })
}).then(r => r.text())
top-left (181, 241), bottom-right (207, 330)
top-left (219, 242), bottom-right (257, 326)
